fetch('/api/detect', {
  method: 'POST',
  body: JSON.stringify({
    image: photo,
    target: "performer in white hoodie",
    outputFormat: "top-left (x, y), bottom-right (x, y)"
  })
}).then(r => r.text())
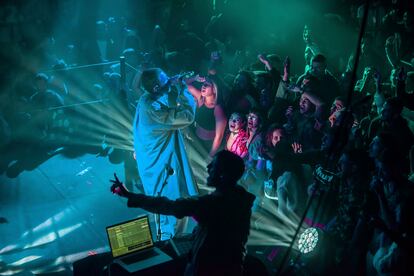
top-left (133, 68), bottom-right (198, 240)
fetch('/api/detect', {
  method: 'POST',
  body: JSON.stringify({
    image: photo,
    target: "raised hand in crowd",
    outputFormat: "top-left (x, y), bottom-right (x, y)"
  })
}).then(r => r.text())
top-left (258, 54), bottom-right (272, 71)
top-left (292, 142), bottom-right (303, 153)
top-left (283, 56), bottom-right (290, 82)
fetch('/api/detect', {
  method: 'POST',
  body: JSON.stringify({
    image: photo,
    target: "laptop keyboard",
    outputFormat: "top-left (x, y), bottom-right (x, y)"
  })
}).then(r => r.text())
top-left (122, 250), bottom-right (158, 265)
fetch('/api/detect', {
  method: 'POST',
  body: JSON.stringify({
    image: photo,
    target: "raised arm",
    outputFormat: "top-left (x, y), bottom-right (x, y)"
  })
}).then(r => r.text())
top-left (302, 91), bottom-right (323, 109)
top-left (210, 104), bottom-right (227, 157)
top-left (111, 173), bottom-right (209, 219)
top-left (385, 34), bottom-right (400, 69)
top-left (185, 75), bottom-right (204, 104)
top-left (373, 70), bottom-right (386, 114)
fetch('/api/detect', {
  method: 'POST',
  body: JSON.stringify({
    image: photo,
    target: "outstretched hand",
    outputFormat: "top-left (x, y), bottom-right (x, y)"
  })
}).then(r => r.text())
top-left (110, 173), bottom-right (130, 198)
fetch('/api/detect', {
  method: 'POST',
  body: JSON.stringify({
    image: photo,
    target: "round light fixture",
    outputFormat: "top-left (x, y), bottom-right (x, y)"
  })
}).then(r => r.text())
top-left (298, 227), bottom-right (319, 254)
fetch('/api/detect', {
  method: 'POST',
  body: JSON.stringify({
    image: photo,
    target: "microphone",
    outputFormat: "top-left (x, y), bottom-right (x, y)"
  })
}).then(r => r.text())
top-left (165, 164), bottom-right (174, 175)
top-left (159, 71), bottom-right (195, 94)
top-left (167, 71), bottom-right (195, 85)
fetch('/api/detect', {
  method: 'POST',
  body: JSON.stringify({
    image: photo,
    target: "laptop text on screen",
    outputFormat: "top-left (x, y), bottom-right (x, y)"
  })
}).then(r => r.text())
top-left (107, 216), bottom-right (154, 258)
top-left (106, 215), bottom-right (173, 273)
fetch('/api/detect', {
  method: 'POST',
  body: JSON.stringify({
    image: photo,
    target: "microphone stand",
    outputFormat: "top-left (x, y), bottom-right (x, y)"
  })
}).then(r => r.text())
top-left (155, 168), bottom-right (173, 242)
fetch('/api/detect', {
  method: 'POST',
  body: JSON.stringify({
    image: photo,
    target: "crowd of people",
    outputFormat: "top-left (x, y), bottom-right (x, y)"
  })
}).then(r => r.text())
top-left (1, 0), bottom-right (414, 274)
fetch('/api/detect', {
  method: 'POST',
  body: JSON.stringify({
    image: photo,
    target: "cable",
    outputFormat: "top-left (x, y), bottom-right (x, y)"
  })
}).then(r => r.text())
top-left (125, 62), bottom-right (139, 72)
top-left (42, 60), bottom-right (119, 73)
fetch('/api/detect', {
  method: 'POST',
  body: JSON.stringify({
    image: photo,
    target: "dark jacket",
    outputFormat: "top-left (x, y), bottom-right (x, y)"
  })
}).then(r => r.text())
top-left (127, 185), bottom-right (255, 276)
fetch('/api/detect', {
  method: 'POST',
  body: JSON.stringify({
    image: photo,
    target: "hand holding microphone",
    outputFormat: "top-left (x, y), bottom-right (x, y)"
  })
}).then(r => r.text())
top-left (158, 71), bottom-right (195, 94)
top-left (167, 71), bottom-right (195, 86)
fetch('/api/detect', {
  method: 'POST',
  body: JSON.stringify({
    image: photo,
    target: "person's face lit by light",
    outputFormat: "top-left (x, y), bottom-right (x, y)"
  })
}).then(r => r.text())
top-left (201, 81), bottom-right (215, 97)
top-left (271, 129), bottom-right (284, 147)
top-left (229, 113), bottom-right (245, 133)
top-left (247, 113), bottom-right (259, 130)
top-left (310, 61), bottom-right (326, 78)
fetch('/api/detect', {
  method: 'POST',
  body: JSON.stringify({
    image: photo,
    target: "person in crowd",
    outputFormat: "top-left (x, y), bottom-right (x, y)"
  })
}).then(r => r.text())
top-left (79, 20), bottom-right (116, 65)
top-left (324, 149), bottom-right (371, 269)
top-left (186, 75), bottom-right (227, 157)
top-left (368, 97), bottom-right (414, 166)
top-left (111, 150), bottom-right (255, 276)
top-left (245, 110), bottom-right (266, 173)
top-left (278, 126), bottom-right (348, 228)
top-left (49, 59), bottom-right (69, 100)
top-left (28, 73), bottom-right (65, 141)
top-left (369, 149), bottom-right (414, 275)
top-left (240, 110), bottom-right (266, 208)
top-left (261, 124), bottom-right (287, 201)
top-left (328, 96), bottom-right (346, 127)
top-left (296, 54), bottom-right (341, 106)
top-left (254, 71), bottom-right (276, 113)
top-left (225, 112), bottom-right (248, 159)
top-left (133, 68), bottom-right (198, 240)
top-left (226, 71), bottom-right (258, 115)
top-left (285, 94), bottom-right (324, 151)
top-left (272, 140), bottom-right (308, 218)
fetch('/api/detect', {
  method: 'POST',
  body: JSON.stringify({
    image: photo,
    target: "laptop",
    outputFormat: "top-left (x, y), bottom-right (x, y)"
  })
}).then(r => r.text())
top-left (106, 215), bottom-right (172, 273)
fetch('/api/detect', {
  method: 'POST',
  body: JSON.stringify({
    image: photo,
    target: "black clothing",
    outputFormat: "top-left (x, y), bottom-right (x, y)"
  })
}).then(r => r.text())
top-left (195, 105), bottom-right (216, 131)
top-left (368, 116), bottom-right (414, 157)
top-left (126, 185), bottom-right (255, 276)
top-left (297, 72), bottom-right (341, 106)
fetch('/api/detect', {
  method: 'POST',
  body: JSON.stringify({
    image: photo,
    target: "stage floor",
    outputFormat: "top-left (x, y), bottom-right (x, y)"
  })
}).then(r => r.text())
top-left (0, 152), bottom-right (153, 275)
top-left (0, 150), bottom-right (286, 275)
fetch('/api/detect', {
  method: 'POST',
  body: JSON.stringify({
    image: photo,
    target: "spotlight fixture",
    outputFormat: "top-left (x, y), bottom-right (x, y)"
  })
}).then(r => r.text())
top-left (298, 227), bottom-right (319, 254)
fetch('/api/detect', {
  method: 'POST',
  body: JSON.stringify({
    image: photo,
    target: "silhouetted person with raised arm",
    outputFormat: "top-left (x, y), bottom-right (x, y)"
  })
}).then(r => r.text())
top-left (111, 150), bottom-right (255, 276)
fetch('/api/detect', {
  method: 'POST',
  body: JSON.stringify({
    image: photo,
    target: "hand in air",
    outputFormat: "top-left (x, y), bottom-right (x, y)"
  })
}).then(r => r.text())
top-left (110, 173), bottom-right (130, 198)
top-left (283, 56), bottom-right (291, 81)
top-left (285, 106), bottom-right (294, 119)
top-left (292, 142), bottom-right (303, 153)
top-left (258, 54), bottom-right (270, 68)
top-left (195, 74), bottom-right (206, 83)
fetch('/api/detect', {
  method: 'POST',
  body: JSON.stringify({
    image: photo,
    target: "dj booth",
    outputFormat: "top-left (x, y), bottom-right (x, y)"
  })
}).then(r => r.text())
top-left (73, 236), bottom-right (271, 275)
top-left (73, 236), bottom-right (192, 275)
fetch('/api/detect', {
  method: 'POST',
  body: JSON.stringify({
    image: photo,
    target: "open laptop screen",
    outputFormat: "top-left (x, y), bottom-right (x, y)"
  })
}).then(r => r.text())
top-left (107, 216), bottom-right (154, 258)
